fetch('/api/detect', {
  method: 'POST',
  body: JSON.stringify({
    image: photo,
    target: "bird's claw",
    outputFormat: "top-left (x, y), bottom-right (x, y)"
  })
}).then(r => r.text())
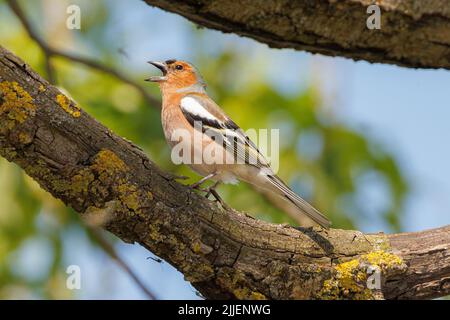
top-left (208, 188), bottom-right (230, 210)
top-left (193, 183), bottom-right (230, 210)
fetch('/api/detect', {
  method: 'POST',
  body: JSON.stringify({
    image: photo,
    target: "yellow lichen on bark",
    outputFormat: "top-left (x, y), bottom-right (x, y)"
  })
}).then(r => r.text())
top-left (18, 131), bottom-right (32, 144)
top-left (0, 81), bottom-right (36, 131)
top-left (365, 250), bottom-right (403, 268)
top-left (71, 168), bottom-right (95, 196)
top-left (192, 241), bottom-right (203, 254)
top-left (318, 250), bottom-right (404, 300)
top-left (56, 94), bottom-right (81, 118)
top-left (117, 183), bottom-right (141, 212)
top-left (90, 149), bottom-right (151, 214)
top-left (233, 287), bottom-right (267, 300)
top-left (91, 149), bottom-right (129, 182)
top-left (22, 149), bottom-right (151, 216)
top-left (212, 267), bottom-right (268, 300)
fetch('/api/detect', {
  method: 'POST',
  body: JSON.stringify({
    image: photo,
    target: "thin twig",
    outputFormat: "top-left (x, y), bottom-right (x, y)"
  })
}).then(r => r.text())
top-left (54, 50), bottom-right (160, 106)
top-left (7, 0), bottom-right (57, 83)
top-left (6, 0), bottom-right (160, 107)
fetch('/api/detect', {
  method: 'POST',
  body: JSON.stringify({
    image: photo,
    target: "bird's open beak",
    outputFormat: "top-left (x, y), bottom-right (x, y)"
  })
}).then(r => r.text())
top-left (145, 61), bottom-right (168, 82)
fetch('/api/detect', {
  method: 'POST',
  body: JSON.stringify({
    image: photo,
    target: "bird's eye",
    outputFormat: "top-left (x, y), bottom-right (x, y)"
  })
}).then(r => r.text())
top-left (175, 64), bottom-right (184, 70)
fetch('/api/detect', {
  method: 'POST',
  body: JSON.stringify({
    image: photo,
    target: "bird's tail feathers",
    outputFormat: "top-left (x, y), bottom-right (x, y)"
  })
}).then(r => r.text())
top-left (266, 175), bottom-right (331, 228)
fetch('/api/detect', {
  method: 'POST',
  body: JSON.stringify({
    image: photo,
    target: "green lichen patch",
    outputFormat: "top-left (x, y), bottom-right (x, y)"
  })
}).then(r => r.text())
top-left (71, 168), bottom-right (95, 197)
top-left (92, 149), bottom-right (128, 176)
top-left (213, 268), bottom-right (267, 300)
top-left (318, 250), bottom-right (405, 300)
top-left (0, 147), bottom-right (18, 161)
top-left (183, 263), bottom-right (215, 283)
top-left (10, 147), bottom-right (152, 220)
top-left (89, 149), bottom-right (129, 196)
top-left (147, 222), bottom-right (165, 243)
top-left (90, 149), bottom-right (151, 214)
top-left (233, 287), bottom-right (267, 300)
top-left (56, 94), bottom-right (81, 118)
top-left (18, 131), bottom-right (33, 145)
top-left (117, 183), bottom-right (141, 212)
top-left (0, 81), bottom-right (36, 132)
top-left (191, 240), bottom-right (213, 255)
top-left (36, 149), bottom-right (148, 217)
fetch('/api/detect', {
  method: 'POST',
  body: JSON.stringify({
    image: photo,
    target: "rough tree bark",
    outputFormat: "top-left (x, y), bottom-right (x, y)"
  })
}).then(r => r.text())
top-left (1, 46), bottom-right (449, 299)
top-left (143, 0), bottom-right (450, 70)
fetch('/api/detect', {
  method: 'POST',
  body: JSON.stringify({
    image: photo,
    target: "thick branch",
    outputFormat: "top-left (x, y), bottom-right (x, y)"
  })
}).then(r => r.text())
top-left (143, 0), bottom-right (450, 70)
top-left (1, 46), bottom-right (449, 299)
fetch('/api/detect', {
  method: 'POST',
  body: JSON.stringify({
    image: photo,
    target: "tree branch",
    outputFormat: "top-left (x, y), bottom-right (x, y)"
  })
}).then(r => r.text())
top-left (1, 46), bottom-right (449, 299)
top-left (143, 0), bottom-right (450, 70)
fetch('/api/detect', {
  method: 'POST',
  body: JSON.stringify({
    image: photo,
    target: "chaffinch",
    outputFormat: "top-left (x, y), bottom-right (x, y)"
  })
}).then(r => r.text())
top-left (146, 59), bottom-right (331, 228)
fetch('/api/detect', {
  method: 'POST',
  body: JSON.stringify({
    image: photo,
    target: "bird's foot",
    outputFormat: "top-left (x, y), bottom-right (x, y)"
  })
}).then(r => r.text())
top-left (189, 174), bottom-right (230, 209)
top-left (190, 173), bottom-right (216, 189)
top-left (202, 181), bottom-right (220, 199)
top-left (204, 187), bottom-right (214, 199)
top-left (202, 182), bottom-right (230, 210)
top-left (209, 189), bottom-right (231, 210)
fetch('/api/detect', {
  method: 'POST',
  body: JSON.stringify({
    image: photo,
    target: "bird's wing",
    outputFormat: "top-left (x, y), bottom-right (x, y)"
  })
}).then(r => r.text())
top-left (179, 94), bottom-right (331, 228)
top-left (179, 94), bottom-right (270, 170)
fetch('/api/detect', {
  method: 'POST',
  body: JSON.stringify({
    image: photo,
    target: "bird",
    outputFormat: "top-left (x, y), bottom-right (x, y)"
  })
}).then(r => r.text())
top-left (145, 59), bottom-right (331, 228)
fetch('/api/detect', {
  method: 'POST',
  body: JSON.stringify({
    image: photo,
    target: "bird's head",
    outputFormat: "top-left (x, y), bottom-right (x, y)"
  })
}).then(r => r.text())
top-left (146, 59), bottom-right (206, 92)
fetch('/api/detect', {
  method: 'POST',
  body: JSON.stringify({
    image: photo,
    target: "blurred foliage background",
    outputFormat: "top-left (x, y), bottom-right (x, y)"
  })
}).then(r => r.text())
top-left (0, 0), bottom-right (410, 299)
